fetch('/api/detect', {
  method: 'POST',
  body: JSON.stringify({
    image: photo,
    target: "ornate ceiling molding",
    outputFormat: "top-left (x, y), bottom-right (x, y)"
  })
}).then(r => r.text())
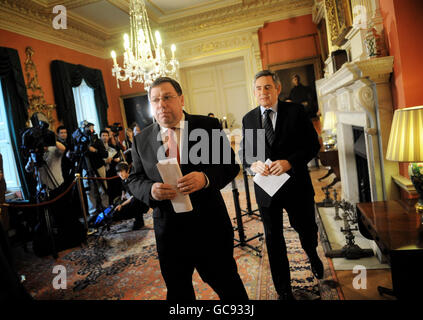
top-left (0, 0), bottom-right (107, 57)
top-left (1, 0), bottom-right (313, 59)
top-left (160, 0), bottom-right (313, 43)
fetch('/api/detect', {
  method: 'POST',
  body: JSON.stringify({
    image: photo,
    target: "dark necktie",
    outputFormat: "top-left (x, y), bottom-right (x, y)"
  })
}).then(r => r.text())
top-left (264, 109), bottom-right (275, 146)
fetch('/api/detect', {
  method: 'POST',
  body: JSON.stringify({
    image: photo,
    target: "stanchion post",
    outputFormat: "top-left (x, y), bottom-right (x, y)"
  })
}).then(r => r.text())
top-left (75, 173), bottom-right (89, 233)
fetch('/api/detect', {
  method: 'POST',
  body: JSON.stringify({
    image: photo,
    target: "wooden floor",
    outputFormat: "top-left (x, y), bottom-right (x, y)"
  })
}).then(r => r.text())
top-left (309, 167), bottom-right (395, 300)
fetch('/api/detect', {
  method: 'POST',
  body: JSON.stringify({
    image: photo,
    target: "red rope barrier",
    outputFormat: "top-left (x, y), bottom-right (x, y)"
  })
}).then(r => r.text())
top-left (0, 180), bottom-right (76, 208)
top-left (0, 173), bottom-right (120, 209)
top-left (82, 175), bottom-right (119, 181)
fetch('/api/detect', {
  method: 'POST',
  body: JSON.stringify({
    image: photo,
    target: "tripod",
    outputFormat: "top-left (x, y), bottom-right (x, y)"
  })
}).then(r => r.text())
top-left (231, 179), bottom-right (263, 257)
top-left (240, 168), bottom-right (260, 219)
top-left (32, 157), bottom-right (61, 259)
top-left (73, 152), bottom-right (108, 235)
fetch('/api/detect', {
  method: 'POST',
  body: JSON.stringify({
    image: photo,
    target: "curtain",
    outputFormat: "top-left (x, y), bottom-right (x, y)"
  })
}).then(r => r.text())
top-left (72, 79), bottom-right (101, 133)
top-left (0, 47), bottom-right (31, 199)
top-left (50, 60), bottom-right (109, 134)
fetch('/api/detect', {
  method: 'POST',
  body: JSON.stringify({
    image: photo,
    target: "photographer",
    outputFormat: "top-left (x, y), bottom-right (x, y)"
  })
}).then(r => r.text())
top-left (100, 130), bottom-right (121, 202)
top-left (56, 125), bottom-right (73, 186)
top-left (115, 162), bottom-right (147, 230)
top-left (105, 124), bottom-right (124, 155)
top-left (75, 122), bottom-right (109, 216)
top-left (25, 138), bottom-right (66, 193)
top-left (23, 117), bottom-right (85, 257)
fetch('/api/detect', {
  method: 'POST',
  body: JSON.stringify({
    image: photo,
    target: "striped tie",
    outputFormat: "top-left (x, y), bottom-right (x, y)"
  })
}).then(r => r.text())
top-left (264, 109), bottom-right (275, 146)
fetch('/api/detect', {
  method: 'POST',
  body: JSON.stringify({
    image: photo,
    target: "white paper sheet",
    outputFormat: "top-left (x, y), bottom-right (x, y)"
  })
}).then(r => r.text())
top-left (253, 159), bottom-right (290, 197)
top-left (156, 158), bottom-right (193, 213)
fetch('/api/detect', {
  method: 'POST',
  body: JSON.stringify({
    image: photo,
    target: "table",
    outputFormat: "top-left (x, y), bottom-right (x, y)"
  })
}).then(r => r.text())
top-left (356, 200), bottom-right (423, 299)
top-left (318, 148), bottom-right (340, 189)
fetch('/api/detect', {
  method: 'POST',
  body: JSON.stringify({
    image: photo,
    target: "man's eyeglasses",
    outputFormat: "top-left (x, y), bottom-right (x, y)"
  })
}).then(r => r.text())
top-left (150, 95), bottom-right (179, 105)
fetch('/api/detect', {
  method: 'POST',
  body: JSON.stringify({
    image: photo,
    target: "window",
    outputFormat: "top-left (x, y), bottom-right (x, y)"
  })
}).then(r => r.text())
top-left (0, 81), bottom-right (22, 191)
top-left (72, 79), bottom-right (101, 133)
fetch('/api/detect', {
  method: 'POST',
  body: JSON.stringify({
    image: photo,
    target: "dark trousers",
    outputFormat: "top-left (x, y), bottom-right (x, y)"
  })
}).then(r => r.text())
top-left (258, 193), bottom-right (318, 295)
top-left (114, 198), bottom-right (148, 223)
top-left (153, 213), bottom-right (249, 301)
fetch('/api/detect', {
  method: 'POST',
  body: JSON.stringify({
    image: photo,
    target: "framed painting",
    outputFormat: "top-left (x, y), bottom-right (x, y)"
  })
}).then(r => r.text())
top-left (325, 0), bottom-right (353, 46)
top-left (268, 56), bottom-right (322, 101)
top-left (119, 93), bottom-right (154, 130)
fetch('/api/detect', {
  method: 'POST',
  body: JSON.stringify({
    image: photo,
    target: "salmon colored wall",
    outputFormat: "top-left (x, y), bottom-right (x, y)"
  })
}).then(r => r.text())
top-left (380, 0), bottom-right (423, 178)
top-left (258, 14), bottom-right (320, 68)
top-left (0, 29), bottom-right (124, 133)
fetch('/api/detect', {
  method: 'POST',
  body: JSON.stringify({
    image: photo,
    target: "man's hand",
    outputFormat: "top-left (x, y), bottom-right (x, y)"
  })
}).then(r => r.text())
top-left (116, 204), bottom-right (122, 211)
top-left (151, 183), bottom-right (177, 201)
top-left (113, 157), bottom-right (120, 163)
top-left (269, 160), bottom-right (291, 176)
top-left (251, 161), bottom-right (270, 176)
top-left (177, 172), bottom-right (206, 195)
top-left (89, 146), bottom-right (97, 153)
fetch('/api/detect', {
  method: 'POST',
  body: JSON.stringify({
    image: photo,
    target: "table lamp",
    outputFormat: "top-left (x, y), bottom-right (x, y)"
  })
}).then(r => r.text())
top-left (322, 111), bottom-right (337, 150)
top-left (386, 105), bottom-right (423, 213)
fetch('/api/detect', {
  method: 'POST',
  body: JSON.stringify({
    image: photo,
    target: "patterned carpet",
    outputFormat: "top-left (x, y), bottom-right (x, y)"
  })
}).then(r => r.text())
top-left (14, 176), bottom-right (342, 300)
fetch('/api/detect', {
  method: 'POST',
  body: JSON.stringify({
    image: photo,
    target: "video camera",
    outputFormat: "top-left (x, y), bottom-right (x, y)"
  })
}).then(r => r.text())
top-left (109, 122), bottom-right (123, 135)
top-left (21, 113), bottom-right (56, 164)
top-left (71, 120), bottom-right (97, 158)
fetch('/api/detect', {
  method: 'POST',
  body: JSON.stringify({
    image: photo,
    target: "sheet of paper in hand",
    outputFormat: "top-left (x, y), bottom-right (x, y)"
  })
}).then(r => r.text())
top-left (253, 159), bottom-right (290, 197)
top-left (156, 158), bottom-right (193, 213)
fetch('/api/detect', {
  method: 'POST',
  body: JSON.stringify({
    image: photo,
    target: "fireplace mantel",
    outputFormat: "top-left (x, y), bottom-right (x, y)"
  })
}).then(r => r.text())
top-left (318, 56), bottom-right (394, 96)
top-left (316, 56), bottom-right (399, 204)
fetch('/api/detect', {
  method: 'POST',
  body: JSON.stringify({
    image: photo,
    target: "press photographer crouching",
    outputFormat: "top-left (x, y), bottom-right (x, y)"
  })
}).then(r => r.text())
top-left (22, 114), bottom-right (85, 257)
top-left (115, 162), bottom-right (148, 230)
top-left (70, 121), bottom-right (109, 217)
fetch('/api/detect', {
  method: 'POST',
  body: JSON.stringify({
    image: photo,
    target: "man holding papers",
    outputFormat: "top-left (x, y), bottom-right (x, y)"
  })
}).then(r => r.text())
top-left (128, 77), bottom-right (248, 301)
top-left (240, 70), bottom-right (323, 300)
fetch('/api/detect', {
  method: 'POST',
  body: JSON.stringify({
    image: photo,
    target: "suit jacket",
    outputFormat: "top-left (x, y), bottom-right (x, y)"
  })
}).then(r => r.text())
top-left (241, 100), bottom-right (320, 207)
top-left (127, 113), bottom-right (239, 248)
top-left (86, 135), bottom-right (108, 170)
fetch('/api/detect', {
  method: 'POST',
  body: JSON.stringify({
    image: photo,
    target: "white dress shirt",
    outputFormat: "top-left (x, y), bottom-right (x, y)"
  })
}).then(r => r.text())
top-left (260, 102), bottom-right (278, 130)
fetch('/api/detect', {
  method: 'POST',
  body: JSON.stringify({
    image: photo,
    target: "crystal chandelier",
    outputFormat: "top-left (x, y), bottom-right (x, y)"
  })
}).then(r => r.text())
top-left (110, 0), bottom-right (179, 90)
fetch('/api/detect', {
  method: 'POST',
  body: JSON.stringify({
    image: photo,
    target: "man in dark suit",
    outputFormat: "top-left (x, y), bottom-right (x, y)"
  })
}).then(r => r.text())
top-left (240, 70), bottom-right (323, 300)
top-left (127, 77), bottom-right (248, 301)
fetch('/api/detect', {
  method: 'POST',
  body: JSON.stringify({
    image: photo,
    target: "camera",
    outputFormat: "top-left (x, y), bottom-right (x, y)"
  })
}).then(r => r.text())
top-left (110, 122), bottom-right (123, 135)
top-left (21, 113), bottom-right (56, 164)
top-left (70, 120), bottom-right (96, 159)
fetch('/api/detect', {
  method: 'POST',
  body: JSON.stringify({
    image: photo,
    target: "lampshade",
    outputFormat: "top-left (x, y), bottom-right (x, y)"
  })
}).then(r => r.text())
top-left (323, 111), bottom-right (337, 131)
top-left (386, 106), bottom-right (423, 161)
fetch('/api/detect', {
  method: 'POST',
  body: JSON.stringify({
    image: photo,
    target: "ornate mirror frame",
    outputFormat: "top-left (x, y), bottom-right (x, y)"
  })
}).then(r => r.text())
top-left (24, 46), bottom-right (56, 129)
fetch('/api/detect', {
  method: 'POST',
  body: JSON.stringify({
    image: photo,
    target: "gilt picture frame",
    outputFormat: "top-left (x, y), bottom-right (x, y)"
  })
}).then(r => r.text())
top-left (325, 0), bottom-right (353, 46)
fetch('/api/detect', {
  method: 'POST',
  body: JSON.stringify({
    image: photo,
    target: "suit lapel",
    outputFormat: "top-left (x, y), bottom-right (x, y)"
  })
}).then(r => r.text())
top-left (180, 112), bottom-right (192, 174)
top-left (147, 123), bottom-right (164, 182)
top-left (253, 107), bottom-right (262, 129)
top-left (151, 122), bottom-right (164, 154)
top-left (275, 101), bottom-right (283, 140)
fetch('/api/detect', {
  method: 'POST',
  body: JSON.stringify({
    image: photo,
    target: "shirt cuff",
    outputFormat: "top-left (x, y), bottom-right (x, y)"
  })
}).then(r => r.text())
top-left (202, 172), bottom-right (210, 189)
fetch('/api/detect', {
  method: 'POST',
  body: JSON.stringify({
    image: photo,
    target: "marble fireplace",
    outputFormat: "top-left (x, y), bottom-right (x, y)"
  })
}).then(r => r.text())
top-left (316, 56), bottom-right (399, 204)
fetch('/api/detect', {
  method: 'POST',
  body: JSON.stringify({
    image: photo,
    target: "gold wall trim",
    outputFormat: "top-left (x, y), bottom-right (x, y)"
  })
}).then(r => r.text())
top-left (24, 46), bottom-right (56, 130)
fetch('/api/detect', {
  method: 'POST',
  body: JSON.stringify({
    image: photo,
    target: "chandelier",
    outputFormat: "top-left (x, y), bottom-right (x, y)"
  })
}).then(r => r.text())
top-left (110, 0), bottom-right (179, 90)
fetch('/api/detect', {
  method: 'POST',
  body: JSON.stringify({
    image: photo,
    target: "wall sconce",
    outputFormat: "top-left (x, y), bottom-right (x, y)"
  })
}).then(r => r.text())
top-left (386, 106), bottom-right (423, 214)
top-left (322, 111), bottom-right (337, 150)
